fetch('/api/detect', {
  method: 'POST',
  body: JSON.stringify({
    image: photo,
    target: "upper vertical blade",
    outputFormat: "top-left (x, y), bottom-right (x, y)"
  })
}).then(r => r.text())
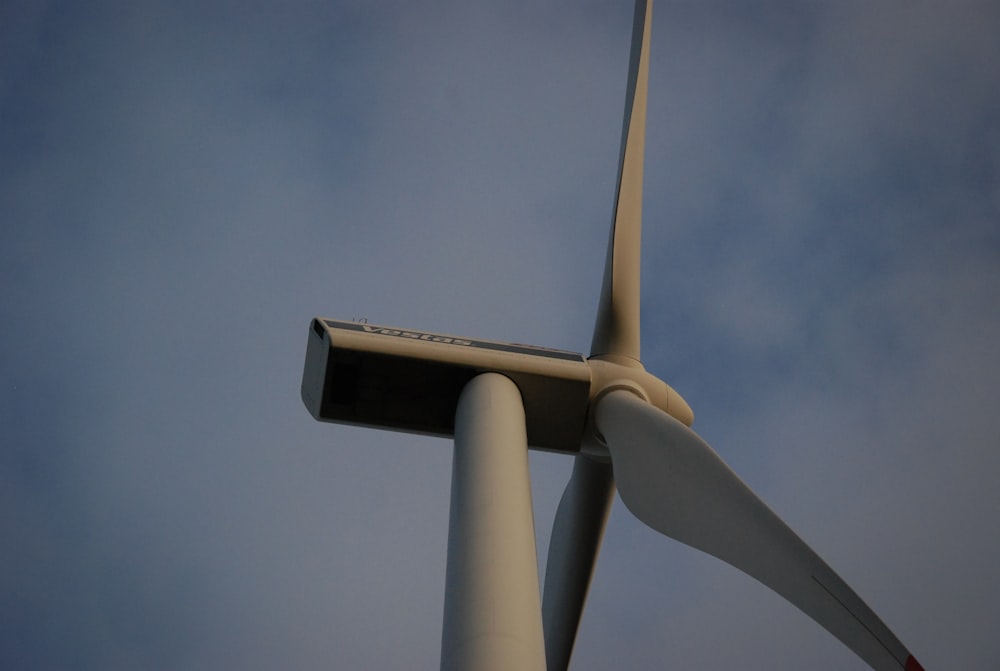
top-left (591, 0), bottom-right (652, 361)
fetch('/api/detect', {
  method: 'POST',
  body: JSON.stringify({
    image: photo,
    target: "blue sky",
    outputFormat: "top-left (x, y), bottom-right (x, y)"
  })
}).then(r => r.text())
top-left (3, 1), bottom-right (999, 669)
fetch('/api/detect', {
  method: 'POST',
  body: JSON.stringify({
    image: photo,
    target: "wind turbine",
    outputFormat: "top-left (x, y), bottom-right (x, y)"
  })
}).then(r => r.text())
top-left (301, 1), bottom-right (925, 669)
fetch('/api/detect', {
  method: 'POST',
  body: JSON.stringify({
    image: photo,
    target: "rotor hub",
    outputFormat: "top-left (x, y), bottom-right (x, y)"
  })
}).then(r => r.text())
top-left (586, 356), bottom-right (694, 427)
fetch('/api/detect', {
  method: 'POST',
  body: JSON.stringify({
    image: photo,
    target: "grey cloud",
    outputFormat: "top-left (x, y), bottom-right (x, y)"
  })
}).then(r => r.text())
top-left (3, 1), bottom-right (998, 669)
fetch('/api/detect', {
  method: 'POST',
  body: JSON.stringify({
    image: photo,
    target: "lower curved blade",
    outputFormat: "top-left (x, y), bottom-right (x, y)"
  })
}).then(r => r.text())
top-left (594, 389), bottom-right (923, 671)
top-left (542, 455), bottom-right (616, 671)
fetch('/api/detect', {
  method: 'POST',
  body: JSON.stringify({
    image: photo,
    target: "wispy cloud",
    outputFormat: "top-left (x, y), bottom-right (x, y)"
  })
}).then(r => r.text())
top-left (3, 1), bottom-right (997, 669)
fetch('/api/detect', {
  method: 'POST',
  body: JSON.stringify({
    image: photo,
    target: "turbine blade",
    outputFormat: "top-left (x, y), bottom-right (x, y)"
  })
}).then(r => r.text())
top-left (541, 455), bottom-right (616, 671)
top-left (594, 389), bottom-right (925, 671)
top-left (591, 0), bottom-right (652, 361)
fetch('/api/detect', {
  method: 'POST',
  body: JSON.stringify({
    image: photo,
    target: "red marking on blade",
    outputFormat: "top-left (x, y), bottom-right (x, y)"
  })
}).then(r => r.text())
top-left (905, 655), bottom-right (925, 671)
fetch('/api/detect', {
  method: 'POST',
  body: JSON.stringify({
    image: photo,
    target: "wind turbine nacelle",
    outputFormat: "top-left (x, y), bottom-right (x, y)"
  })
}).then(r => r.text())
top-left (302, 319), bottom-right (593, 453)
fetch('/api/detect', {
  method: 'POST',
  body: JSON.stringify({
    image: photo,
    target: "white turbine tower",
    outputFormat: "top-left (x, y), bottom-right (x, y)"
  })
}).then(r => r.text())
top-left (301, 2), bottom-right (925, 669)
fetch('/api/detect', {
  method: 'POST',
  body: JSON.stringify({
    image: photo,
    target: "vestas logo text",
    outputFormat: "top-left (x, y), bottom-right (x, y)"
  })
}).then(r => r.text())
top-left (361, 325), bottom-right (473, 347)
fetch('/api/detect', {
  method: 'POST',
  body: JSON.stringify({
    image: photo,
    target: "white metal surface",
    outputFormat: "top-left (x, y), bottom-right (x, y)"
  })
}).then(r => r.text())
top-left (590, 0), bottom-right (651, 362)
top-left (541, 455), bottom-right (615, 671)
top-left (595, 388), bottom-right (920, 671)
top-left (440, 373), bottom-right (546, 671)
